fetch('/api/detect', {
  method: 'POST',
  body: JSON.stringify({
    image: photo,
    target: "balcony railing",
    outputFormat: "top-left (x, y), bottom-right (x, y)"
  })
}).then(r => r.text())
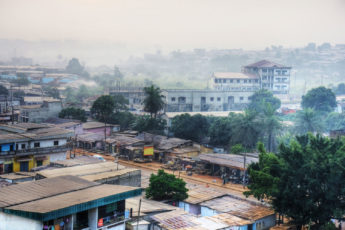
top-left (0, 145), bottom-right (68, 157)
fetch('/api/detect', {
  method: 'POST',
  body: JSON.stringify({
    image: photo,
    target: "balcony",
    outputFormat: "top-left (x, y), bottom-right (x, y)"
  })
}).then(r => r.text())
top-left (0, 145), bottom-right (68, 157)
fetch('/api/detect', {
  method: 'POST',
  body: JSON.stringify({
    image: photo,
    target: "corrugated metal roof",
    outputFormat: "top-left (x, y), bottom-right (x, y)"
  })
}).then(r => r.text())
top-left (80, 168), bottom-right (139, 182)
top-left (199, 153), bottom-right (258, 170)
top-left (244, 60), bottom-right (289, 68)
top-left (37, 162), bottom-right (122, 178)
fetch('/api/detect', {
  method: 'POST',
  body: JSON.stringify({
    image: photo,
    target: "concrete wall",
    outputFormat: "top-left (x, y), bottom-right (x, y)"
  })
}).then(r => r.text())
top-left (163, 90), bottom-right (253, 112)
top-left (48, 152), bottom-right (67, 162)
top-left (253, 214), bottom-right (276, 230)
top-left (29, 138), bottom-right (67, 148)
top-left (23, 101), bottom-right (62, 123)
top-left (0, 212), bottom-right (43, 230)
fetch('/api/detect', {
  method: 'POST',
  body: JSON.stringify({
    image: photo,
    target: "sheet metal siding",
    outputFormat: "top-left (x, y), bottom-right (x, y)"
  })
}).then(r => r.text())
top-left (201, 206), bottom-right (218, 217)
top-left (4, 188), bottom-right (142, 221)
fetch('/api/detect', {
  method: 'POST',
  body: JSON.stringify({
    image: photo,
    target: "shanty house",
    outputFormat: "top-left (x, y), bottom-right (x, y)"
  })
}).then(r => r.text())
top-left (0, 175), bottom-right (142, 230)
top-left (0, 123), bottom-right (73, 173)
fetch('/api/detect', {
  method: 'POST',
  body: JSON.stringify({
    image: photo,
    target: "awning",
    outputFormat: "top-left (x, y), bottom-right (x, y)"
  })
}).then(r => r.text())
top-left (16, 158), bottom-right (32, 162)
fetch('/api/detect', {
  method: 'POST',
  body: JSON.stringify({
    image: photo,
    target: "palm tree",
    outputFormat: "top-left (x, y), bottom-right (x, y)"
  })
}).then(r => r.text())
top-left (143, 85), bottom-right (165, 118)
top-left (261, 103), bottom-right (281, 152)
top-left (295, 108), bottom-right (324, 134)
top-left (231, 110), bottom-right (261, 150)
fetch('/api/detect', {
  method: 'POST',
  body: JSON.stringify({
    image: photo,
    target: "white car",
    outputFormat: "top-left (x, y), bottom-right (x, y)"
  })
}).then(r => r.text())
top-left (93, 154), bottom-right (106, 161)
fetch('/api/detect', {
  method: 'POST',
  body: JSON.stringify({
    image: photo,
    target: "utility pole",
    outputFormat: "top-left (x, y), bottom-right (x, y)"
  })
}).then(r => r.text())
top-left (136, 199), bottom-right (142, 230)
top-left (11, 85), bottom-right (14, 124)
top-left (243, 152), bottom-right (247, 188)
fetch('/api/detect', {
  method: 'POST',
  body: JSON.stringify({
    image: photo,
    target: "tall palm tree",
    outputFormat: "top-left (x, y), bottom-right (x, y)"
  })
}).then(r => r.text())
top-left (143, 85), bottom-right (165, 118)
top-left (261, 103), bottom-right (281, 152)
top-left (295, 108), bottom-right (324, 134)
top-left (232, 110), bottom-right (261, 150)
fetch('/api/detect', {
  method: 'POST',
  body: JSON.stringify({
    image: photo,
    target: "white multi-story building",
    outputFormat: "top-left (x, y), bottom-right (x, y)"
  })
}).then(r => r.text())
top-left (211, 60), bottom-right (291, 94)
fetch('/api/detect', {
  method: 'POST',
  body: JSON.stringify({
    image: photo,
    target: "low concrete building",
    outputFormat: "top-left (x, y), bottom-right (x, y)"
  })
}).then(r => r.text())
top-left (83, 121), bottom-right (120, 136)
top-left (0, 123), bottom-right (73, 173)
top-left (0, 175), bottom-right (141, 230)
top-left (162, 89), bottom-right (253, 112)
top-left (20, 100), bottom-right (62, 123)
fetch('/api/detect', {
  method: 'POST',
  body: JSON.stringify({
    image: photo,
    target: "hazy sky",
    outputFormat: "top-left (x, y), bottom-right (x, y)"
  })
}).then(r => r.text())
top-left (1, 0), bottom-right (345, 50)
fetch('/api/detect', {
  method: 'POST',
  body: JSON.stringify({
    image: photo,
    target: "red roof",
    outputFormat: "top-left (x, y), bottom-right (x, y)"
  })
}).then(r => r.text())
top-left (245, 60), bottom-right (290, 68)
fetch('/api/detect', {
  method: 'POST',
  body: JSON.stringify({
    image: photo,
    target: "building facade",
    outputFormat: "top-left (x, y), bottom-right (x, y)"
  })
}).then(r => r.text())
top-left (20, 100), bottom-right (62, 123)
top-left (0, 123), bottom-right (73, 173)
top-left (163, 89), bottom-right (254, 112)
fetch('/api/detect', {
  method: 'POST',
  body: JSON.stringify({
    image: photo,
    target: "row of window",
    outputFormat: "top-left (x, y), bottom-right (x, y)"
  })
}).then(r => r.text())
top-left (275, 77), bottom-right (288, 82)
top-left (171, 97), bottom-right (248, 102)
top-left (214, 79), bottom-right (259, 84)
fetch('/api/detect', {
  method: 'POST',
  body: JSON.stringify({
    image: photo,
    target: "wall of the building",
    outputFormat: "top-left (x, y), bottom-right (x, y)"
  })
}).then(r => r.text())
top-left (0, 212), bottom-right (43, 230)
top-left (21, 102), bottom-right (62, 123)
top-left (163, 90), bottom-right (253, 112)
top-left (85, 127), bottom-right (112, 136)
top-left (95, 170), bottom-right (141, 187)
top-left (253, 214), bottom-right (276, 230)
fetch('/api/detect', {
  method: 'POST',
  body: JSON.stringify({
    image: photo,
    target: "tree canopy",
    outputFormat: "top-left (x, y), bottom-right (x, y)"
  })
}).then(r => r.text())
top-left (66, 58), bottom-right (84, 75)
top-left (171, 113), bottom-right (209, 142)
top-left (59, 107), bottom-right (87, 122)
top-left (245, 135), bottom-right (345, 229)
top-left (13, 73), bottom-right (30, 86)
top-left (301, 86), bottom-right (337, 113)
top-left (248, 89), bottom-right (281, 113)
top-left (143, 85), bottom-right (165, 118)
top-left (294, 108), bottom-right (324, 134)
top-left (146, 169), bottom-right (188, 201)
top-left (132, 115), bottom-right (166, 134)
top-left (91, 95), bottom-right (115, 122)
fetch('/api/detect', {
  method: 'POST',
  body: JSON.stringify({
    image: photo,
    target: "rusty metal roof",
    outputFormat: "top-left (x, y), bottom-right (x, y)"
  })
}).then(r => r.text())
top-left (199, 153), bottom-right (258, 170)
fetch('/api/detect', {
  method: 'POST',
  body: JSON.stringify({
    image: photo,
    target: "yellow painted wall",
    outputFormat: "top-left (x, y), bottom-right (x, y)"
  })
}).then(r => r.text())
top-left (13, 155), bottom-right (50, 172)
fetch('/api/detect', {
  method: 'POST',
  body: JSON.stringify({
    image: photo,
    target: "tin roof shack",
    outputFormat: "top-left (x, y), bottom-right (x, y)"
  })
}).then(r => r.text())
top-left (199, 153), bottom-right (258, 183)
top-left (200, 196), bottom-right (275, 229)
top-left (20, 99), bottom-right (62, 123)
top-left (150, 209), bottom-right (253, 230)
top-left (0, 172), bottom-right (35, 184)
top-left (0, 175), bottom-right (141, 230)
top-left (37, 161), bottom-right (141, 187)
top-left (137, 132), bottom-right (194, 162)
top-left (0, 123), bottom-right (73, 173)
top-left (106, 135), bottom-right (145, 160)
top-left (83, 121), bottom-right (120, 137)
top-left (76, 132), bottom-right (105, 150)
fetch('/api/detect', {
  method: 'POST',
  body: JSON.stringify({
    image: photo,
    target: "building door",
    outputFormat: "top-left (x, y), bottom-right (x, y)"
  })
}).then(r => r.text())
top-left (20, 161), bottom-right (29, 172)
top-left (248, 224), bottom-right (253, 230)
top-left (227, 96), bottom-right (234, 110)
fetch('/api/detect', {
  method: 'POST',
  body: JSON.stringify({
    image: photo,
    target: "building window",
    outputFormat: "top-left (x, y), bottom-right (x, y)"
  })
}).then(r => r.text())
top-left (255, 79), bottom-right (258, 83)
top-left (262, 68), bottom-right (267, 72)
top-left (276, 70), bottom-right (281, 75)
top-left (36, 160), bottom-right (43, 167)
top-left (214, 79), bottom-right (218, 83)
top-left (34, 142), bottom-right (40, 148)
top-left (210, 97), bottom-right (214, 102)
top-left (244, 80), bottom-right (247, 83)
top-left (178, 97), bottom-right (186, 104)
top-left (230, 79), bottom-right (233, 83)
top-left (249, 79), bottom-right (251, 83)
top-left (237, 80), bottom-right (240, 83)
top-left (171, 97), bottom-right (176, 102)
top-left (223, 79), bottom-right (226, 83)
top-left (240, 97), bottom-right (244, 101)
top-left (54, 140), bottom-right (59, 146)
top-left (217, 97), bottom-right (221, 101)
top-left (21, 144), bottom-right (25, 149)
top-left (263, 76), bottom-right (267, 80)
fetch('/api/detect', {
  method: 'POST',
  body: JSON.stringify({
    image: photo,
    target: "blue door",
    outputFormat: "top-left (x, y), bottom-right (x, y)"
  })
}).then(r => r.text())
top-left (20, 161), bottom-right (29, 172)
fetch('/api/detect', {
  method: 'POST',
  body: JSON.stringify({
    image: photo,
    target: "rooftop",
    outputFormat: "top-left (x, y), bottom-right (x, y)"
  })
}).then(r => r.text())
top-left (199, 153), bottom-right (258, 170)
top-left (244, 60), bottom-right (290, 68)
top-left (83, 121), bottom-right (116, 129)
top-left (0, 175), bottom-right (141, 221)
top-left (37, 161), bottom-right (125, 178)
top-left (80, 168), bottom-right (140, 182)
top-left (200, 196), bottom-right (274, 221)
top-left (213, 72), bottom-right (258, 79)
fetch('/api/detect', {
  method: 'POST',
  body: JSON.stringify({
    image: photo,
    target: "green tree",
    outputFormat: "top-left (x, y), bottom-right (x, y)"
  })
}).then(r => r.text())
top-left (59, 107), bottom-right (87, 122)
top-left (171, 114), bottom-right (209, 142)
top-left (295, 108), bottom-right (324, 134)
top-left (245, 135), bottom-right (345, 230)
top-left (132, 115), bottom-right (166, 134)
top-left (334, 83), bottom-right (345, 95)
top-left (301, 86), bottom-right (337, 113)
top-left (108, 111), bottom-right (136, 130)
top-left (63, 86), bottom-right (77, 104)
top-left (13, 90), bottom-right (25, 98)
top-left (230, 110), bottom-right (261, 150)
top-left (143, 85), bottom-right (165, 118)
top-left (66, 58), bottom-right (84, 75)
top-left (112, 95), bottom-right (129, 112)
top-left (146, 169), bottom-right (188, 201)
top-left (209, 116), bottom-right (235, 147)
top-left (91, 95), bottom-right (115, 140)
top-left (261, 103), bottom-right (281, 152)
top-left (325, 112), bottom-right (345, 131)
top-left (231, 144), bottom-right (244, 154)
top-left (248, 89), bottom-right (281, 113)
